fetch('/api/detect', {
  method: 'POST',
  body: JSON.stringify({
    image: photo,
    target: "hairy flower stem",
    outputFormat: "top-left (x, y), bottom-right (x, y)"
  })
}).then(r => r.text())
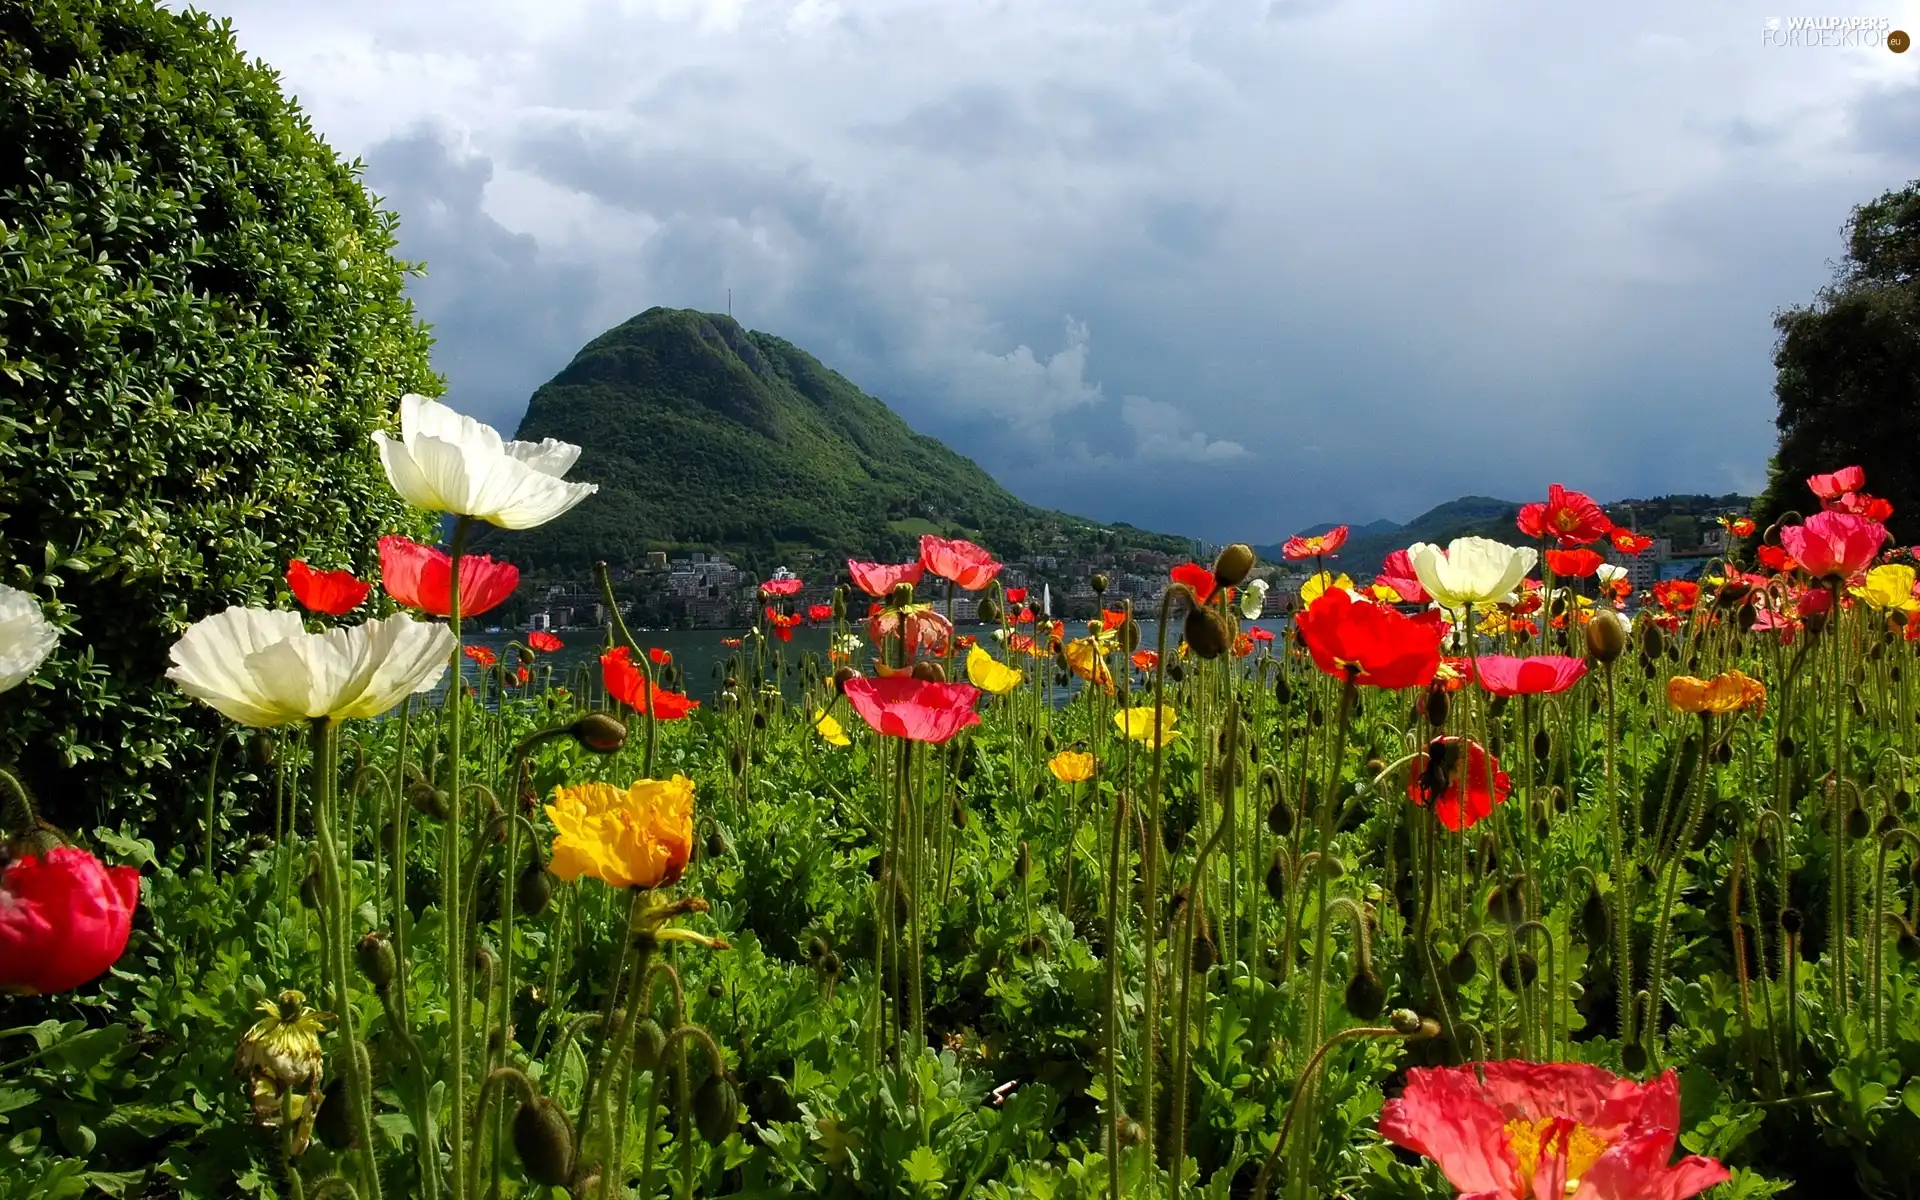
top-left (1649, 715), bottom-right (1714, 1068)
top-left (441, 516), bottom-right (475, 1199)
top-left (201, 726), bottom-right (231, 874)
top-left (311, 718), bottom-right (384, 1200)
top-left (1139, 586), bottom-right (1181, 1190)
top-left (1104, 783), bottom-right (1130, 1200)
top-left (1603, 661), bottom-right (1635, 1058)
top-left (595, 935), bottom-right (658, 1200)
top-left (1828, 580), bottom-right (1849, 1016)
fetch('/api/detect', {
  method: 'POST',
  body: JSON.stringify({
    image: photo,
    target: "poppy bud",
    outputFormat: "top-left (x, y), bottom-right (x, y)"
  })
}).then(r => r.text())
top-left (728, 747), bottom-right (746, 777)
top-left (1090, 573), bottom-right (1110, 595)
top-left (629, 1016), bottom-right (667, 1073)
top-left (301, 867), bottom-right (322, 909)
top-left (1267, 798), bottom-right (1295, 836)
top-left (1118, 617), bottom-right (1141, 652)
top-left (1778, 735), bottom-right (1796, 759)
top-left (1751, 834), bottom-right (1772, 866)
top-left (1447, 947), bottom-right (1478, 984)
top-left (568, 713), bottom-right (627, 754)
top-left (357, 932), bottom-right (397, 992)
top-left (1847, 806), bottom-right (1870, 840)
top-left (1424, 685), bottom-right (1449, 728)
top-left (1580, 890), bottom-right (1608, 948)
top-left (693, 1073), bottom-right (738, 1145)
top-left (1190, 933), bottom-right (1217, 974)
top-left (951, 798), bottom-right (968, 829)
top-left (1274, 674), bottom-right (1292, 705)
top-left (1585, 611), bottom-right (1627, 663)
top-left (1117, 1114), bottom-right (1146, 1146)
top-left (1897, 921), bottom-right (1920, 963)
top-left (513, 1096), bottom-right (575, 1186)
top-left (1898, 790), bottom-right (1912, 812)
top-left (315, 1085), bottom-right (357, 1150)
top-left (409, 783), bottom-right (450, 821)
top-left (911, 661), bottom-right (947, 683)
top-left (1779, 907), bottom-right (1804, 935)
top-left (1390, 1009), bottom-right (1428, 1037)
top-left (1488, 693), bottom-right (1508, 718)
top-left (1485, 879), bottom-right (1527, 927)
top-left (1498, 951), bottom-right (1538, 991)
top-left (1878, 811), bottom-right (1899, 837)
top-left (978, 596), bottom-right (1002, 624)
top-left (1619, 1040), bottom-right (1649, 1074)
top-left (1714, 739), bottom-right (1732, 765)
top-left (1803, 610), bottom-right (1828, 636)
top-left (706, 831), bottom-right (728, 859)
top-left (517, 861), bottom-right (555, 916)
top-left (1532, 729), bottom-right (1551, 764)
top-left (1167, 661), bottom-right (1186, 682)
top-left (1345, 969), bottom-right (1387, 1019)
top-left (820, 950), bottom-right (841, 978)
top-left (1211, 543), bottom-right (1256, 588)
top-left (1184, 605), bottom-right (1229, 659)
top-left (888, 582), bottom-right (915, 608)
top-left (1265, 849), bottom-right (1287, 902)
top-left (249, 734), bottom-right (277, 771)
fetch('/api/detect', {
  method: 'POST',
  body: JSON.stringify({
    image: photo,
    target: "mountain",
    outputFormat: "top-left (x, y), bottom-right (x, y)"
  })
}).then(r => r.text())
top-left (1258, 493), bottom-right (1755, 577)
top-left (488, 308), bottom-right (1193, 572)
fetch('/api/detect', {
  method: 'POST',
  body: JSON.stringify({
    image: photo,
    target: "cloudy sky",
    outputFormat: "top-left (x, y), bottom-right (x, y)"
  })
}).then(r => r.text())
top-left (182, 0), bottom-right (1920, 544)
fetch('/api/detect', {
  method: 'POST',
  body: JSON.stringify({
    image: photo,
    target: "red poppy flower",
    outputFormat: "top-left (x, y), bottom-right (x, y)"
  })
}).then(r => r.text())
top-left (760, 577), bottom-right (804, 597)
top-left (1652, 580), bottom-right (1700, 613)
top-left (1830, 491), bottom-right (1895, 521)
top-left (764, 607), bottom-right (804, 642)
top-left (720, 637), bottom-right (743, 648)
top-left (463, 644), bottom-right (498, 668)
top-left (285, 560), bottom-right (372, 615)
top-left (601, 647), bottom-right (700, 719)
top-left (1380, 1061), bottom-right (1727, 1200)
top-left (1248, 626), bottom-right (1275, 642)
top-left (807, 603), bottom-right (834, 622)
top-left (1807, 465), bottom-right (1866, 500)
top-left (1719, 515), bottom-right (1757, 538)
top-left (1472, 654), bottom-right (1588, 697)
top-left (378, 536), bottom-right (519, 618)
top-left (1517, 484), bottom-right (1612, 546)
top-left (1015, 607), bottom-right (1035, 625)
top-left (1097, 608), bottom-right (1128, 631)
top-left (1131, 648), bottom-right (1159, 671)
top-left (1798, 586), bottom-right (1834, 616)
top-left (1004, 587), bottom-right (1029, 605)
top-left (1609, 528), bottom-right (1653, 555)
top-left (648, 646), bottom-right (672, 666)
top-left (515, 666), bottom-right (531, 685)
top-left (1780, 510), bottom-right (1889, 579)
top-left (1170, 562), bottom-right (1217, 603)
top-left (1407, 737), bottom-right (1510, 831)
top-left (1510, 617), bottom-right (1540, 637)
top-left (1296, 588), bottom-right (1445, 690)
top-left (1232, 631), bottom-right (1255, 657)
top-left (842, 675), bottom-right (982, 743)
top-left (1372, 548), bottom-right (1430, 604)
top-left (847, 560), bottom-right (926, 597)
top-left (1756, 544), bottom-right (1798, 574)
top-left (955, 635), bottom-right (977, 650)
top-left (1008, 633), bottom-right (1039, 655)
top-left (918, 535), bottom-right (1002, 591)
top-left (0, 847), bottom-right (140, 995)
top-left (868, 606), bottom-right (952, 658)
top-left (528, 631), bottom-right (564, 653)
top-left (1544, 548), bottom-right (1604, 578)
top-left (1282, 525), bottom-right (1349, 560)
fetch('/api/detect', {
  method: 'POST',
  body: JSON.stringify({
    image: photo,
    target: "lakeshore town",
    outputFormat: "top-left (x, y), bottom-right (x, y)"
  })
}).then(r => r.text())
top-left (510, 524), bottom-right (1739, 633)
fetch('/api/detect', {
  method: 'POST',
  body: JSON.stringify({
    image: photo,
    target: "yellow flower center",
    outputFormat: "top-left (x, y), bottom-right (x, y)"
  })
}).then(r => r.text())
top-left (1504, 1116), bottom-right (1609, 1194)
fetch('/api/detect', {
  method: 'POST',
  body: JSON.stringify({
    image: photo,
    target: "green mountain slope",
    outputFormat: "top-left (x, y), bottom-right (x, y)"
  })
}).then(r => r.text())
top-left (488, 308), bottom-right (1191, 571)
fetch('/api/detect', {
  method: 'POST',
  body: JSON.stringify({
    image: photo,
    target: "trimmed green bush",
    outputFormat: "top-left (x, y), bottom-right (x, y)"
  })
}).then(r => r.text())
top-left (0, 0), bottom-right (439, 837)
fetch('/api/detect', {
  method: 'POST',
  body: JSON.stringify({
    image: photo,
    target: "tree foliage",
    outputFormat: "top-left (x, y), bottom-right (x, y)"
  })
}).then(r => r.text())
top-left (0, 0), bottom-right (439, 834)
top-left (1756, 179), bottom-right (1920, 541)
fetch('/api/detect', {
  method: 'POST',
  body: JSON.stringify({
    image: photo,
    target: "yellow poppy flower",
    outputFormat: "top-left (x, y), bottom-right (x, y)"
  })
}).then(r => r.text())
top-left (1853, 564), bottom-right (1920, 613)
top-left (814, 709), bottom-right (851, 746)
top-left (546, 775), bottom-right (695, 889)
top-left (1065, 637), bottom-right (1115, 692)
top-left (1114, 705), bottom-right (1180, 748)
top-left (1299, 571), bottom-right (1355, 607)
top-left (965, 644), bottom-right (1025, 694)
top-left (1048, 751), bottom-right (1095, 783)
top-left (1666, 670), bottom-right (1766, 715)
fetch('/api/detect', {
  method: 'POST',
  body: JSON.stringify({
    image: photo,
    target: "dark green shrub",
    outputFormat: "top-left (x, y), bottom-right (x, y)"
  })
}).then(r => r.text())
top-left (0, 0), bottom-right (439, 838)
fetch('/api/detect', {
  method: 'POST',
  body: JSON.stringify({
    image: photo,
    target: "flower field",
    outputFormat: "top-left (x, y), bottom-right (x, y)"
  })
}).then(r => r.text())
top-left (7, 394), bottom-right (1920, 1200)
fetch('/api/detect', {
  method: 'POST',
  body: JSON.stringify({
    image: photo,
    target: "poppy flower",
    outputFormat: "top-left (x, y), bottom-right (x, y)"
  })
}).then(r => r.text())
top-left (1651, 580), bottom-right (1699, 613)
top-left (807, 604), bottom-right (834, 622)
top-left (720, 637), bottom-right (743, 648)
top-left (814, 710), bottom-right (851, 746)
top-left (0, 584), bottom-right (59, 695)
top-left (601, 647), bottom-right (700, 719)
top-left (842, 675), bottom-right (981, 744)
top-left (868, 604), bottom-right (952, 659)
top-left (1014, 607), bottom-right (1036, 625)
top-left (1473, 654), bottom-right (1588, 697)
top-left (169, 609), bottom-right (454, 727)
top-left (1780, 510), bottom-right (1889, 580)
top-left (848, 559), bottom-right (926, 597)
top-left (545, 775), bottom-right (695, 890)
top-left (1170, 562), bottom-right (1217, 603)
top-left (1372, 549), bottom-right (1430, 605)
top-left (285, 561), bottom-right (372, 615)
top-left (1718, 515), bottom-right (1757, 538)
top-left (1066, 636), bottom-right (1116, 691)
top-left (372, 394), bottom-right (597, 529)
top-left (378, 536), bottom-right (520, 619)
top-left (761, 577), bottom-right (804, 597)
top-left (1098, 608), bottom-right (1130, 632)
top-left (1408, 737), bottom-right (1510, 831)
top-left (919, 535), bottom-right (1002, 591)
top-left (1247, 626), bottom-right (1275, 643)
top-left (1756, 544), bottom-right (1798, 574)
top-left (965, 644), bottom-right (1024, 695)
top-left (648, 646), bottom-right (672, 666)
top-left (1240, 578), bottom-right (1271, 619)
top-left (0, 846), bottom-right (140, 995)
top-left (764, 607), bottom-right (804, 642)
top-left (528, 631), bottom-right (564, 653)
top-left (1114, 705), bottom-right (1180, 748)
top-left (1609, 528), bottom-right (1654, 555)
top-left (1296, 588), bottom-right (1445, 690)
top-left (1004, 587), bottom-right (1028, 605)
top-left (1409, 538), bottom-right (1537, 611)
top-left (1282, 525), bottom-right (1349, 560)
top-left (1544, 548), bottom-right (1604, 579)
top-left (1807, 465), bottom-right (1866, 501)
top-left (1300, 571), bottom-right (1356, 607)
top-left (1516, 484), bottom-right (1612, 546)
top-left (1379, 1061), bottom-right (1728, 1200)
top-left (463, 644), bottom-right (498, 668)
top-left (1854, 564), bottom-right (1920, 612)
top-left (1131, 648), bottom-right (1160, 671)
top-left (1667, 670), bottom-right (1766, 715)
top-left (955, 635), bottom-right (977, 650)
top-left (1830, 491), bottom-right (1895, 521)
top-left (1049, 751), bottom-right (1095, 783)
top-left (1230, 631), bottom-right (1255, 657)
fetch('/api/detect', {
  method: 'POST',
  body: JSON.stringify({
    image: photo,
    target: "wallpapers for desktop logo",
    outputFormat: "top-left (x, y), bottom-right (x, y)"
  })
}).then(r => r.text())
top-left (1762, 16), bottom-right (1909, 50)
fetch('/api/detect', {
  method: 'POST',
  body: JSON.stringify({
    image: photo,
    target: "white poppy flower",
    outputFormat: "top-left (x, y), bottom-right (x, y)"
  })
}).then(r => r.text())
top-left (1596, 563), bottom-right (1628, 585)
top-left (1407, 537), bottom-right (1538, 611)
top-left (168, 608), bottom-right (455, 727)
top-left (372, 394), bottom-right (597, 529)
top-left (0, 585), bottom-right (58, 694)
top-left (1239, 578), bottom-right (1270, 620)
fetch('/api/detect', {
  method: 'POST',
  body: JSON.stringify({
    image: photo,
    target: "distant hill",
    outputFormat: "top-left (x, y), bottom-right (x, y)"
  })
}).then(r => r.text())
top-left (1259, 493), bottom-right (1755, 576)
top-left (484, 308), bottom-right (1192, 572)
